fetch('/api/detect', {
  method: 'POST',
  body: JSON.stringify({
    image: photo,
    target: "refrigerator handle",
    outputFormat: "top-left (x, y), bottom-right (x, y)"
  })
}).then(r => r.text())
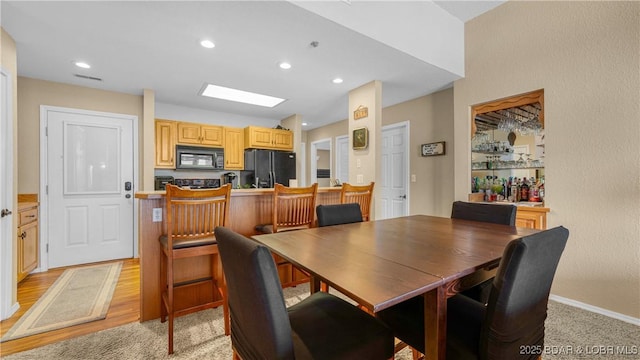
top-left (270, 152), bottom-right (275, 187)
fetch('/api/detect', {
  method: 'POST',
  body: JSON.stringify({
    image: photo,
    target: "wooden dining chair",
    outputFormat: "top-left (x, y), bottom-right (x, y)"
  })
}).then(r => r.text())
top-left (340, 182), bottom-right (374, 221)
top-left (214, 226), bottom-right (395, 360)
top-left (255, 183), bottom-right (318, 287)
top-left (377, 226), bottom-right (569, 360)
top-left (159, 184), bottom-right (231, 355)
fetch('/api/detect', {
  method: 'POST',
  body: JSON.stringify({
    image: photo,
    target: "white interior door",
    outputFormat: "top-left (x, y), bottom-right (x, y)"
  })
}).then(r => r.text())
top-left (379, 122), bottom-right (409, 219)
top-left (335, 135), bottom-right (349, 184)
top-left (44, 107), bottom-right (135, 268)
top-left (1, 68), bottom-right (17, 320)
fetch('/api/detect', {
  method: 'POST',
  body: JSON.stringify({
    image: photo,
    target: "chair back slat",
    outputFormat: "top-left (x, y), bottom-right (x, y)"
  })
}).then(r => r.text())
top-left (165, 184), bottom-right (232, 248)
top-left (340, 182), bottom-right (374, 221)
top-left (272, 183), bottom-right (318, 232)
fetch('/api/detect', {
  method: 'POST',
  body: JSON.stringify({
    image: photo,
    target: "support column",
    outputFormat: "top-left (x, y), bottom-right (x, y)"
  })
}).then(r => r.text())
top-left (142, 89), bottom-right (155, 191)
top-left (348, 80), bottom-right (381, 219)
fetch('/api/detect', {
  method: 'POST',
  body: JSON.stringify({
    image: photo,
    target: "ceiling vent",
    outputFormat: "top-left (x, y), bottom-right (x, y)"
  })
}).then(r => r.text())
top-left (74, 74), bottom-right (103, 82)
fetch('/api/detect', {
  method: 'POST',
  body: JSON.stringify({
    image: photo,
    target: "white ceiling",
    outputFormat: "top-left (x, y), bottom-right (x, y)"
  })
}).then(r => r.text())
top-left (1, 1), bottom-right (504, 130)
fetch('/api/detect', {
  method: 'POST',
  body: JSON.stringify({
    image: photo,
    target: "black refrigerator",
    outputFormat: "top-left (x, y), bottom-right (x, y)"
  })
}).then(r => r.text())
top-left (241, 149), bottom-right (296, 188)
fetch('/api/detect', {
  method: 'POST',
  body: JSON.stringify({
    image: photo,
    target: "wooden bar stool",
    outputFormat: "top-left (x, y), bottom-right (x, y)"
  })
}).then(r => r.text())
top-left (160, 184), bottom-right (231, 354)
top-left (340, 182), bottom-right (374, 221)
top-left (255, 183), bottom-right (318, 287)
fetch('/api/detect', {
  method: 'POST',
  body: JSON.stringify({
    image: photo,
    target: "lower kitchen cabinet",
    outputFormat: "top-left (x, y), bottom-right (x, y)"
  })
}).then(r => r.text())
top-left (17, 200), bottom-right (39, 282)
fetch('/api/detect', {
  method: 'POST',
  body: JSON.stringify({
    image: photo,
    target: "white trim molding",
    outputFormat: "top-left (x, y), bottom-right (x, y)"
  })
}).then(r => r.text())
top-left (549, 294), bottom-right (640, 326)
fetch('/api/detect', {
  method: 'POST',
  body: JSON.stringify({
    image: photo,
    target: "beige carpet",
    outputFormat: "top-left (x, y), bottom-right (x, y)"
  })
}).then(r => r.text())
top-left (3, 284), bottom-right (639, 359)
top-left (1, 262), bottom-right (122, 342)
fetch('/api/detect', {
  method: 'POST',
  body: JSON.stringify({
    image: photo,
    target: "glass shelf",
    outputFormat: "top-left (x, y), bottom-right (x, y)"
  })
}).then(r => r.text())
top-left (472, 167), bottom-right (544, 171)
top-left (471, 150), bottom-right (514, 155)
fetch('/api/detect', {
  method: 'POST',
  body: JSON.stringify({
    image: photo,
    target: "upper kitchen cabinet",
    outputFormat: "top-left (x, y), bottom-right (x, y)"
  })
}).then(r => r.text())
top-left (244, 126), bottom-right (293, 151)
top-left (224, 127), bottom-right (245, 170)
top-left (177, 122), bottom-right (224, 147)
top-left (155, 119), bottom-right (177, 169)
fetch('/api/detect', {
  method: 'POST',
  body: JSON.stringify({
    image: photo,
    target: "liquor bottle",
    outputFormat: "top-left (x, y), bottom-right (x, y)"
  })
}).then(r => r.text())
top-left (520, 178), bottom-right (529, 202)
top-left (511, 178), bottom-right (519, 202)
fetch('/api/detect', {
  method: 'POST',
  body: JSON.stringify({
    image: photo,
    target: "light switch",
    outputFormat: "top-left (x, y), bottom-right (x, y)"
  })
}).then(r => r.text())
top-left (356, 158), bottom-right (361, 168)
top-left (152, 208), bottom-right (162, 222)
top-left (411, 174), bottom-right (417, 182)
top-left (356, 174), bottom-right (364, 184)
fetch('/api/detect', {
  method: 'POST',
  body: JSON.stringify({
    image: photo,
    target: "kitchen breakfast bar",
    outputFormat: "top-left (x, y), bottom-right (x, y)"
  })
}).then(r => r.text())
top-left (134, 187), bottom-right (342, 321)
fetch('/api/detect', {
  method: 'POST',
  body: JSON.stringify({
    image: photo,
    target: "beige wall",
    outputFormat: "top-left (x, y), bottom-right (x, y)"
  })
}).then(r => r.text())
top-left (17, 77), bottom-right (144, 194)
top-left (2, 27), bottom-right (19, 309)
top-left (305, 119), bottom-right (348, 186)
top-left (454, 1), bottom-right (640, 317)
top-left (281, 114), bottom-right (303, 184)
top-left (305, 87), bottom-right (455, 217)
top-left (383, 88), bottom-right (454, 217)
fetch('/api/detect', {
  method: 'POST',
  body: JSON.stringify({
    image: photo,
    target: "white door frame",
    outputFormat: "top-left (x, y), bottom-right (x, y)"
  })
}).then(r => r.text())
top-left (309, 138), bottom-right (332, 185)
top-left (381, 121), bottom-right (410, 216)
top-left (299, 142), bottom-right (306, 187)
top-left (334, 135), bottom-right (349, 183)
top-left (1, 68), bottom-right (18, 320)
top-left (39, 105), bottom-right (139, 271)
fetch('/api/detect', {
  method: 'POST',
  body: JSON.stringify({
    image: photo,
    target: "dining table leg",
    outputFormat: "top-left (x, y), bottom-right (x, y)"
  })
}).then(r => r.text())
top-left (309, 276), bottom-right (321, 294)
top-left (424, 286), bottom-right (446, 360)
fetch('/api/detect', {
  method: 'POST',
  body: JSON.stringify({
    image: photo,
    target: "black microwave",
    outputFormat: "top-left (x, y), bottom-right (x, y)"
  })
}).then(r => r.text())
top-left (176, 145), bottom-right (224, 170)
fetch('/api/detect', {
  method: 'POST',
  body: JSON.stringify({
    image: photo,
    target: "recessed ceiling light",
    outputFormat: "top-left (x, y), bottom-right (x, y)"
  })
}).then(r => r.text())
top-left (279, 62), bottom-right (292, 70)
top-left (332, 78), bottom-right (343, 84)
top-left (75, 61), bottom-right (91, 69)
top-left (200, 84), bottom-right (286, 108)
top-left (200, 40), bottom-right (215, 49)
top-left (302, 122), bottom-right (308, 126)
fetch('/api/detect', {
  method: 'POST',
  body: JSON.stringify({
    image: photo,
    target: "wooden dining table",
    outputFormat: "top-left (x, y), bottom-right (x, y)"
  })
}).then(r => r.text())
top-left (252, 214), bottom-right (541, 360)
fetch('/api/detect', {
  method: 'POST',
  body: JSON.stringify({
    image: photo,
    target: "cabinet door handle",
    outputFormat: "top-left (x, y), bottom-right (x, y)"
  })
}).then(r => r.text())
top-left (19, 231), bottom-right (26, 239)
top-left (26, 215), bottom-right (36, 218)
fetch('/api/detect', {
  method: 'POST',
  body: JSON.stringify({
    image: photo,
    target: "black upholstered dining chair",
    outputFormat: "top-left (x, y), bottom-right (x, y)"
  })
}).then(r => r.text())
top-left (451, 201), bottom-right (517, 304)
top-left (377, 226), bottom-right (569, 360)
top-left (451, 200), bottom-right (516, 226)
top-left (316, 203), bottom-right (363, 227)
top-left (214, 226), bottom-right (394, 360)
top-left (315, 203), bottom-right (364, 293)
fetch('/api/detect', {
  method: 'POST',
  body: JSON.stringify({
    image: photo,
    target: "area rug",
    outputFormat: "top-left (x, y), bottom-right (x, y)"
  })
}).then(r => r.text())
top-left (1, 262), bottom-right (122, 342)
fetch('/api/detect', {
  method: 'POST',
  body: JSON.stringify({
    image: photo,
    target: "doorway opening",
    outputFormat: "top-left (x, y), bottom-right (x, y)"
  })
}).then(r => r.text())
top-left (310, 138), bottom-right (331, 187)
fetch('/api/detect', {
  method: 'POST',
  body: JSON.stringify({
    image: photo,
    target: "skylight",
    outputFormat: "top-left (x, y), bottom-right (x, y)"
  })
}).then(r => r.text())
top-left (200, 84), bottom-right (286, 108)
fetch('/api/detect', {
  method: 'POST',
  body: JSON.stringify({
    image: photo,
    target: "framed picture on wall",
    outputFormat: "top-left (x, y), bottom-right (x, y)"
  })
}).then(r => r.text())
top-left (353, 127), bottom-right (368, 150)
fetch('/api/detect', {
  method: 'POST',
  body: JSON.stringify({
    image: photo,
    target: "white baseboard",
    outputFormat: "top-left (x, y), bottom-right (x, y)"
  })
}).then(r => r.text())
top-left (549, 294), bottom-right (640, 326)
top-left (1, 302), bottom-right (20, 321)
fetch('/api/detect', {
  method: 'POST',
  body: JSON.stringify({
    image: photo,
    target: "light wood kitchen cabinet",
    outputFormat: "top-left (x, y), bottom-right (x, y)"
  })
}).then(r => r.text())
top-left (244, 126), bottom-right (293, 151)
top-left (17, 201), bottom-right (39, 283)
top-left (155, 119), bottom-right (177, 168)
top-left (224, 127), bottom-right (244, 170)
top-left (177, 122), bottom-right (224, 147)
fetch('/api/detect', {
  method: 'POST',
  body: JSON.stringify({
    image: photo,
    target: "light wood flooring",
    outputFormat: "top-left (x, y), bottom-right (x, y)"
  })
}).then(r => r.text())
top-left (0, 258), bottom-right (140, 357)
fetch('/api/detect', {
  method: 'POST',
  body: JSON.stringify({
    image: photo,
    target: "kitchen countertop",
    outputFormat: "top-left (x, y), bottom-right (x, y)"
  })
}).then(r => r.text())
top-left (135, 186), bottom-right (341, 199)
top-left (482, 201), bottom-right (545, 207)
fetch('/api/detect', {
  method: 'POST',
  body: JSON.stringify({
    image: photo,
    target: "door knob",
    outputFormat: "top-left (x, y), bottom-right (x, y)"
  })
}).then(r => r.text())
top-left (1, 209), bottom-right (12, 218)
